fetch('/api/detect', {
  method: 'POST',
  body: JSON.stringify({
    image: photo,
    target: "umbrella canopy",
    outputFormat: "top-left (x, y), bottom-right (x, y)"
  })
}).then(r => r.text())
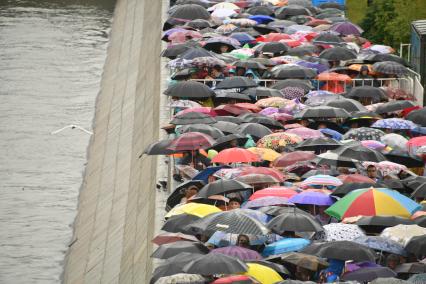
top-left (169, 4), bottom-right (211, 20)
top-left (346, 86), bottom-right (388, 103)
top-left (320, 223), bottom-right (366, 242)
top-left (164, 80), bottom-right (215, 98)
top-left (243, 196), bottom-right (291, 209)
top-left (165, 203), bottom-right (221, 219)
top-left (215, 76), bottom-right (258, 89)
top-left (319, 46), bottom-right (357, 61)
top-left (325, 188), bottom-right (421, 220)
top-left (333, 182), bottom-right (380, 198)
top-left (182, 253), bottom-right (248, 275)
top-left (237, 123), bottom-right (273, 140)
top-left (300, 175), bottom-right (343, 187)
top-left (294, 106), bottom-right (350, 119)
top-left (375, 100), bottom-right (417, 115)
top-left (249, 187), bottom-right (298, 200)
top-left (271, 79), bottom-right (313, 93)
top-left (242, 263), bottom-right (284, 284)
top-left (155, 273), bottom-right (207, 284)
top-left (295, 137), bottom-right (342, 152)
top-left (233, 59), bottom-right (267, 70)
top-left (161, 214), bottom-right (201, 234)
top-left (406, 107), bottom-right (426, 126)
top-left (152, 232), bottom-right (199, 245)
top-left (372, 118), bottom-right (418, 130)
top-left (247, 147), bottom-right (281, 162)
top-left (330, 21), bottom-right (363, 36)
top-left (286, 127), bottom-right (324, 140)
top-left (172, 111), bottom-right (217, 125)
top-left (395, 262), bottom-right (426, 274)
top-left (405, 235), bottom-right (426, 258)
top-left (314, 240), bottom-right (376, 262)
top-left (267, 212), bottom-right (324, 234)
top-left (166, 180), bottom-right (205, 211)
top-left (313, 32), bottom-right (345, 45)
top-left (325, 98), bottom-right (367, 112)
top-left (356, 215), bottom-right (414, 233)
top-left (244, 87), bottom-right (283, 98)
top-left (272, 151), bottom-right (316, 168)
top-left (372, 61), bottom-right (408, 75)
top-left (354, 236), bottom-right (406, 255)
top-left (342, 127), bottom-right (386, 142)
top-left (212, 148), bottom-right (261, 164)
top-left (211, 275), bottom-right (255, 284)
top-left (338, 174), bottom-right (375, 184)
top-left (271, 65), bottom-right (317, 79)
top-left (235, 173), bottom-right (280, 185)
top-left (280, 252), bottom-right (329, 272)
top-left (381, 225), bottom-right (426, 246)
top-left (179, 124), bottom-right (224, 138)
top-left (196, 179), bottom-right (252, 198)
top-left (263, 238), bottom-right (311, 257)
top-left (315, 151), bottom-right (360, 168)
top-left (168, 132), bottom-right (215, 151)
top-left (151, 241), bottom-right (209, 259)
top-left (342, 266), bottom-right (396, 282)
top-left (211, 246), bottom-right (262, 261)
top-left (144, 139), bottom-right (176, 155)
top-left (289, 191), bottom-right (335, 206)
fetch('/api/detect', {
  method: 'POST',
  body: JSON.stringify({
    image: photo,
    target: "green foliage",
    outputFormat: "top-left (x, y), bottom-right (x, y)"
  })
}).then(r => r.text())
top-left (358, 0), bottom-right (426, 48)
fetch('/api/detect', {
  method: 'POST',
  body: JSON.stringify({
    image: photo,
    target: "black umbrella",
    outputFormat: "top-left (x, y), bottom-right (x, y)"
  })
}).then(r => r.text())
top-left (319, 46), bottom-right (357, 61)
top-left (170, 112), bottom-right (216, 125)
top-left (183, 253), bottom-right (248, 275)
top-left (175, 0), bottom-right (210, 8)
top-left (238, 112), bottom-right (262, 122)
top-left (253, 24), bottom-right (281, 35)
top-left (179, 47), bottom-right (214, 60)
top-left (214, 91), bottom-right (252, 101)
top-left (233, 60), bottom-right (267, 70)
top-left (332, 144), bottom-right (386, 162)
top-left (346, 86), bottom-right (388, 103)
top-left (211, 134), bottom-right (248, 151)
top-left (162, 214), bottom-right (202, 233)
top-left (315, 151), bottom-right (360, 168)
top-left (237, 123), bottom-right (273, 140)
top-left (366, 53), bottom-right (410, 67)
top-left (395, 262), bottom-right (426, 274)
top-left (161, 42), bottom-right (198, 59)
top-left (313, 32), bottom-right (345, 46)
top-left (405, 235), bottom-right (426, 258)
top-left (342, 127), bottom-right (385, 141)
top-left (166, 180), bottom-right (205, 211)
top-left (342, 267), bottom-right (396, 282)
top-left (164, 81), bottom-right (215, 98)
top-left (319, 3), bottom-right (344, 9)
top-left (211, 121), bottom-right (240, 135)
top-left (280, 252), bottom-right (329, 272)
top-left (171, 68), bottom-right (196, 80)
top-left (244, 87), bottom-right (283, 98)
top-left (196, 179), bottom-right (252, 198)
top-left (294, 106), bottom-right (351, 119)
top-left (151, 241), bottom-right (209, 259)
top-left (267, 212), bottom-right (324, 234)
top-left (406, 107), bottom-right (426, 127)
top-left (315, 241), bottom-right (376, 262)
top-left (375, 100), bottom-right (416, 115)
top-left (295, 137), bottom-right (342, 153)
top-left (179, 124), bottom-right (224, 138)
top-left (246, 6), bottom-right (274, 16)
top-left (385, 151), bottom-right (424, 168)
top-left (383, 179), bottom-right (405, 191)
top-left (215, 76), bottom-right (258, 89)
top-left (271, 79), bottom-right (313, 93)
top-left (403, 176), bottom-right (426, 191)
top-left (286, 45), bottom-right (320, 56)
top-left (204, 38), bottom-right (240, 53)
top-left (356, 216), bottom-right (414, 234)
top-left (185, 19), bottom-right (212, 29)
top-left (245, 116), bottom-right (284, 129)
top-left (333, 182), bottom-right (380, 197)
top-left (372, 61), bottom-right (408, 76)
top-left (256, 42), bottom-right (289, 56)
top-left (150, 252), bottom-right (204, 284)
top-left (325, 98), bottom-right (367, 112)
top-left (259, 206), bottom-right (309, 217)
top-left (415, 216), bottom-right (426, 228)
top-left (275, 5), bottom-right (311, 19)
top-left (188, 209), bottom-right (269, 235)
top-left (271, 65), bottom-right (317, 79)
top-left (411, 182), bottom-right (426, 199)
top-left (169, 4), bottom-right (211, 20)
top-left (144, 139), bottom-right (176, 155)
top-left (215, 115), bottom-right (243, 124)
top-left (302, 169), bottom-right (339, 179)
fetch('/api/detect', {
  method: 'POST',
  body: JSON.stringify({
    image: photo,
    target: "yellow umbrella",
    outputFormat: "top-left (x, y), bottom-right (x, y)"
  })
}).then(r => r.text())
top-left (243, 263), bottom-right (283, 284)
top-left (247, 147), bottom-right (281, 162)
top-left (165, 203), bottom-right (221, 219)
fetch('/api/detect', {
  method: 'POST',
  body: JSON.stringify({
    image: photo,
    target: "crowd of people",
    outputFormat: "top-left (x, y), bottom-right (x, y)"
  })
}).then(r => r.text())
top-left (146, 0), bottom-right (426, 283)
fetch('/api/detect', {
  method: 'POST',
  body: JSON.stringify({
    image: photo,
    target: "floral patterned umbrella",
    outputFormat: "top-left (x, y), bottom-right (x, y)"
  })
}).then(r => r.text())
top-left (319, 223), bottom-right (366, 242)
top-left (361, 140), bottom-right (387, 151)
top-left (372, 118), bottom-right (418, 130)
top-left (342, 127), bottom-right (385, 141)
top-left (286, 127), bottom-right (324, 140)
top-left (191, 56), bottom-right (227, 68)
top-left (257, 132), bottom-right (303, 151)
top-left (259, 107), bottom-right (279, 116)
top-left (354, 236), bottom-right (406, 255)
top-left (281, 87), bottom-right (306, 100)
top-left (255, 97), bottom-right (292, 108)
top-left (362, 161), bottom-right (407, 177)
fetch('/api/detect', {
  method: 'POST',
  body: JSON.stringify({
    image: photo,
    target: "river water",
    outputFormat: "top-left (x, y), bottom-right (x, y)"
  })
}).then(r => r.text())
top-left (0, 0), bottom-right (115, 283)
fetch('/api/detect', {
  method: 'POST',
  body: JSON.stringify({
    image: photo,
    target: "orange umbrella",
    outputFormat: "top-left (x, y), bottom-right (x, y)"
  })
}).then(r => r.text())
top-left (234, 103), bottom-right (262, 112)
top-left (337, 174), bottom-right (376, 184)
top-left (316, 72), bottom-right (352, 82)
top-left (348, 64), bottom-right (378, 75)
top-left (212, 148), bottom-right (261, 164)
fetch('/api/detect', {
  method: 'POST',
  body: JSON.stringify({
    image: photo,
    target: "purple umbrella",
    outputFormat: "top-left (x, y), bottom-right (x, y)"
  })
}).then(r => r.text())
top-left (259, 107), bottom-right (279, 116)
top-left (242, 196), bottom-right (291, 209)
top-left (163, 27), bottom-right (187, 37)
top-left (289, 192), bottom-right (335, 206)
top-left (210, 246), bottom-right (262, 260)
top-left (296, 60), bottom-right (329, 74)
top-left (330, 22), bottom-right (363, 36)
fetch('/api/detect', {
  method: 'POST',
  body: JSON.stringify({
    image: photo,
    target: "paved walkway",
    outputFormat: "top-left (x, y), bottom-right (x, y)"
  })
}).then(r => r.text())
top-left (63, 0), bottom-right (164, 282)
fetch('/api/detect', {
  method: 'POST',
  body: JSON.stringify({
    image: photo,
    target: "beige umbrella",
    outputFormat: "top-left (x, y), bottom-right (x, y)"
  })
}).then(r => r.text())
top-left (155, 273), bottom-right (206, 284)
top-left (380, 224), bottom-right (426, 246)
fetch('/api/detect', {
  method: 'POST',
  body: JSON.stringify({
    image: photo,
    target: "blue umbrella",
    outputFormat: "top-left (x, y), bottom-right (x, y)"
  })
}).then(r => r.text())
top-left (249, 15), bottom-right (275, 24)
top-left (230, 32), bottom-right (256, 45)
top-left (242, 196), bottom-right (292, 209)
top-left (319, 128), bottom-right (343, 140)
top-left (192, 166), bottom-right (225, 184)
top-left (296, 60), bottom-right (329, 74)
top-left (238, 209), bottom-right (270, 224)
top-left (354, 236), bottom-right (407, 256)
top-left (372, 118), bottom-right (418, 130)
top-left (262, 238), bottom-right (310, 257)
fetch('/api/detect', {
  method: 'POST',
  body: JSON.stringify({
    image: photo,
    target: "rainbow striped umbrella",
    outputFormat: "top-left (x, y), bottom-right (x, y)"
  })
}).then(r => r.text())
top-left (325, 188), bottom-right (421, 220)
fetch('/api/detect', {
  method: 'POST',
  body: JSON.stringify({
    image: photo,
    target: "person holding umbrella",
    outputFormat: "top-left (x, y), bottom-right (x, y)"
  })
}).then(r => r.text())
top-left (354, 65), bottom-right (375, 87)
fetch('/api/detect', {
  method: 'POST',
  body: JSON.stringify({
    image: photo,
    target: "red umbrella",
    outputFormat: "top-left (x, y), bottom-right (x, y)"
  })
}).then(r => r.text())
top-left (280, 39), bottom-right (302, 48)
top-left (212, 148), bottom-right (261, 164)
top-left (272, 151), bottom-right (317, 168)
top-left (151, 232), bottom-right (199, 245)
top-left (212, 275), bottom-right (254, 284)
top-left (337, 174), bottom-right (376, 184)
top-left (214, 104), bottom-right (250, 116)
top-left (239, 166), bottom-right (285, 182)
top-left (176, 107), bottom-right (217, 117)
top-left (234, 103), bottom-right (262, 113)
top-left (168, 132), bottom-right (215, 151)
top-left (306, 19), bottom-right (332, 27)
top-left (260, 33), bottom-right (291, 42)
top-left (249, 186), bottom-right (298, 200)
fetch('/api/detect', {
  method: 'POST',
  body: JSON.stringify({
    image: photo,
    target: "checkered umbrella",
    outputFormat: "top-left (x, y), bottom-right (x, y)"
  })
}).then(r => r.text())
top-left (372, 61), bottom-right (408, 75)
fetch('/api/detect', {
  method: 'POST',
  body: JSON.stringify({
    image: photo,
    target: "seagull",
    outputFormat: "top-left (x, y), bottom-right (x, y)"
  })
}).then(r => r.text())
top-left (51, 125), bottom-right (93, 135)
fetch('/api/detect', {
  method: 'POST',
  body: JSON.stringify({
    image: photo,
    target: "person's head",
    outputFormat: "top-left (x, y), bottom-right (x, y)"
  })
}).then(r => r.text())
top-left (366, 165), bottom-right (378, 179)
top-left (211, 65), bottom-right (223, 78)
top-left (184, 185), bottom-right (199, 198)
top-left (237, 234), bottom-right (250, 248)
top-left (350, 121), bottom-right (359, 129)
top-left (295, 266), bottom-right (312, 281)
top-left (228, 198), bottom-right (241, 210)
top-left (386, 254), bottom-right (400, 270)
top-left (317, 122), bottom-right (327, 129)
top-left (236, 67), bottom-right (246, 76)
top-left (360, 65), bottom-right (369, 76)
top-left (229, 139), bottom-right (238, 147)
top-left (338, 167), bottom-right (350, 175)
top-left (219, 44), bottom-right (229, 54)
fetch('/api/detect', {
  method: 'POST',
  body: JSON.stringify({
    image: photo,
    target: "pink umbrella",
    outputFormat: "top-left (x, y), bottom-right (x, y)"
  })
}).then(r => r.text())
top-left (269, 113), bottom-right (294, 122)
top-left (259, 107), bottom-right (279, 116)
top-left (286, 127), bottom-right (324, 139)
top-left (176, 107), bottom-right (217, 117)
top-left (211, 246), bottom-right (262, 260)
